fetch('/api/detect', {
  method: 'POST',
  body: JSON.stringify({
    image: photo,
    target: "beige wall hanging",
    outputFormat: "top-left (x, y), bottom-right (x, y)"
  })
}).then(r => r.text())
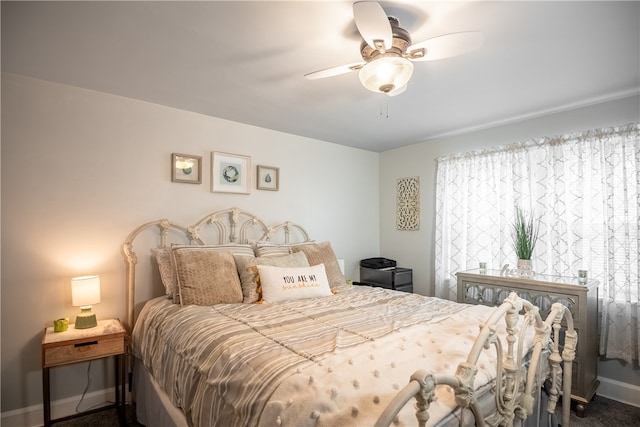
top-left (396, 176), bottom-right (420, 230)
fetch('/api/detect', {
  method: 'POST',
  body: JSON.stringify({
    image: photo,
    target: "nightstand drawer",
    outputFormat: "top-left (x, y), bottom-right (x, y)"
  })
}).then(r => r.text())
top-left (43, 335), bottom-right (124, 367)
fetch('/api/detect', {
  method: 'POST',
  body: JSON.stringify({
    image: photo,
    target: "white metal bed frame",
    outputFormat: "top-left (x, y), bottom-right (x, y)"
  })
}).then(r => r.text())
top-left (122, 207), bottom-right (310, 330)
top-left (122, 207), bottom-right (576, 427)
top-left (375, 292), bottom-right (576, 427)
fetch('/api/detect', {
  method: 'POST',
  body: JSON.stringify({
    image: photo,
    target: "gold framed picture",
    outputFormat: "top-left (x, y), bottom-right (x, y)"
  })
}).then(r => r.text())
top-left (171, 153), bottom-right (202, 184)
top-left (257, 165), bottom-right (279, 191)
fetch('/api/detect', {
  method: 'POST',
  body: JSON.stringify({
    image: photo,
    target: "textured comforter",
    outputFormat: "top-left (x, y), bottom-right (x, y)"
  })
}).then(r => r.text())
top-left (132, 285), bottom-right (521, 427)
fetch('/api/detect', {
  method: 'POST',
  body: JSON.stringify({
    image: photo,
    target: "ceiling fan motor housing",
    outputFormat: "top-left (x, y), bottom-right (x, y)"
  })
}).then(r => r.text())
top-left (360, 17), bottom-right (411, 61)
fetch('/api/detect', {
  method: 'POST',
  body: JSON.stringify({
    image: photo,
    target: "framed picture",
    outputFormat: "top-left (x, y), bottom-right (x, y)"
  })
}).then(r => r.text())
top-left (211, 151), bottom-right (251, 194)
top-left (171, 153), bottom-right (202, 184)
top-left (257, 165), bottom-right (279, 191)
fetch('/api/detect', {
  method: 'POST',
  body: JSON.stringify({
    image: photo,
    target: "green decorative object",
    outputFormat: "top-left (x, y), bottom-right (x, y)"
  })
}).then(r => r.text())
top-left (511, 205), bottom-right (540, 260)
top-left (53, 318), bottom-right (69, 332)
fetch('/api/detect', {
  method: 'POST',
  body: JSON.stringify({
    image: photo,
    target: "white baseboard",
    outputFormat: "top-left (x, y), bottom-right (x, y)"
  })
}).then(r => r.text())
top-left (597, 376), bottom-right (640, 408)
top-left (1, 387), bottom-right (127, 427)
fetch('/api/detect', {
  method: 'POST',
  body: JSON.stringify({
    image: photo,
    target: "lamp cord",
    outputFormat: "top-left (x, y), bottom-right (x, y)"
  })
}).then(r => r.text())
top-left (75, 360), bottom-right (93, 413)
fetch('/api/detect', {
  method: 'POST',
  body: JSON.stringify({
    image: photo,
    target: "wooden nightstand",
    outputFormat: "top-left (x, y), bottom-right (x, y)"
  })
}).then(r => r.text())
top-left (41, 318), bottom-right (126, 426)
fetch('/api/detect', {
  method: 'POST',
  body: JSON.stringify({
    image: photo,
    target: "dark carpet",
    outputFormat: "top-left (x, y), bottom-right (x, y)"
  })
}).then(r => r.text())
top-left (556, 395), bottom-right (640, 427)
top-left (54, 395), bottom-right (639, 426)
top-left (51, 404), bottom-right (141, 427)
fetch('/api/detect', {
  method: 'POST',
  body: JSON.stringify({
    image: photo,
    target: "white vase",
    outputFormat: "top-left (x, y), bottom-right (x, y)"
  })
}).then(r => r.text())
top-left (517, 259), bottom-right (533, 277)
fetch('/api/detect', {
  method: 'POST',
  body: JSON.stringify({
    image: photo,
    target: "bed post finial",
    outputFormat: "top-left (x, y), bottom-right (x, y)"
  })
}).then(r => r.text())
top-left (410, 370), bottom-right (436, 427)
top-left (502, 303), bottom-right (520, 403)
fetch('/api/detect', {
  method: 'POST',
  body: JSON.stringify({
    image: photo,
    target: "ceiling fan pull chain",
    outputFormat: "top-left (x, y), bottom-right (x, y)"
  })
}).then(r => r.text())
top-left (379, 97), bottom-right (389, 119)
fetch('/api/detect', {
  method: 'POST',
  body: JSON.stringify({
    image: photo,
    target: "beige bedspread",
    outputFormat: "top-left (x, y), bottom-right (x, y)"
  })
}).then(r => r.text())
top-left (132, 285), bottom-right (517, 427)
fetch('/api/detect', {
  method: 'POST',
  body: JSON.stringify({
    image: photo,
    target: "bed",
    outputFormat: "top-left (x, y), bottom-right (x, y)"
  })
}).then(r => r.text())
top-left (122, 208), bottom-right (576, 427)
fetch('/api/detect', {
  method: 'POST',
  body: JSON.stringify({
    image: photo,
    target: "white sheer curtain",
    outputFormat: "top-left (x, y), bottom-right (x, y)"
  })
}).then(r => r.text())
top-left (435, 124), bottom-right (639, 363)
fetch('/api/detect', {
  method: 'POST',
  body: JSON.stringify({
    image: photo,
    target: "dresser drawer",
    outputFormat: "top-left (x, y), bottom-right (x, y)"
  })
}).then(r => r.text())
top-left (43, 335), bottom-right (124, 367)
top-left (359, 267), bottom-right (413, 293)
top-left (393, 268), bottom-right (413, 286)
top-left (460, 280), bottom-right (580, 320)
top-left (394, 283), bottom-right (413, 293)
top-left (360, 267), bottom-right (412, 286)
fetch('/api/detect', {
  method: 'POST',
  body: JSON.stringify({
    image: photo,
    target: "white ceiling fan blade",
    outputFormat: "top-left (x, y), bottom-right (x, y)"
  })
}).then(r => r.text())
top-left (304, 62), bottom-right (364, 80)
top-left (407, 31), bottom-right (484, 62)
top-left (387, 84), bottom-right (408, 97)
top-left (353, 1), bottom-right (392, 50)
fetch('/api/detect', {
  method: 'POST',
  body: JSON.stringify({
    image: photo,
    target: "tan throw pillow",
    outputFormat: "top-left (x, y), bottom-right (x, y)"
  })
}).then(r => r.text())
top-left (292, 241), bottom-right (346, 289)
top-left (172, 243), bottom-right (254, 257)
top-left (173, 247), bottom-right (243, 306)
top-left (160, 244), bottom-right (253, 303)
top-left (257, 264), bottom-right (333, 303)
top-left (234, 252), bottom-right (310, 303)
top-left (253, 242), bottom-right (294, 258)
top-left (154, 248), bottom-right (177, 299)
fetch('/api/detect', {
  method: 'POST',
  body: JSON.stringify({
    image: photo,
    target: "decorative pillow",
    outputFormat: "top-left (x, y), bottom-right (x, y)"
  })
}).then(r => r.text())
top-left (292, 241), bottom-right (346, 289)
top-left (154, 248), bottom-right (176, 298)
top-left (253, 242), bottom-right (294, 258)
top-left (154, 244), bottom-right (253, 302)
top-left (257, 264), bottom-right (333, 303)
top-left (252, 241), bottom-right (320, 257)
top-left (173, 247), bottom-right (243, 306)
top-left (172, 243), bottom-right (254, 257)
top-left (234, 252), bottom-right (309, 303)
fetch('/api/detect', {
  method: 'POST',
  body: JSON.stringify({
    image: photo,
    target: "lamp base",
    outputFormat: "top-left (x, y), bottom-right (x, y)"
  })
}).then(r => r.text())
top-left (75, 308), bottom-right (97, 329)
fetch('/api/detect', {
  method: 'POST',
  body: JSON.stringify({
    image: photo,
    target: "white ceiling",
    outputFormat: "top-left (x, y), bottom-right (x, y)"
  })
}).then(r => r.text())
top-left (2, 1), bottom-right (639, 152)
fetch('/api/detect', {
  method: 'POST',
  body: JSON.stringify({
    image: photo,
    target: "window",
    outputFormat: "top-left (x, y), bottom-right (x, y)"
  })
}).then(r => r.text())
top-left (435, 124), bottom-right (639, 363)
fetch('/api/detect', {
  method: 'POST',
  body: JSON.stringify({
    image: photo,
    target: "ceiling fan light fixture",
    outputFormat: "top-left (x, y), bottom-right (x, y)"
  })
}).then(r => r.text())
top-left (358, 56), bottom-right (414, 95)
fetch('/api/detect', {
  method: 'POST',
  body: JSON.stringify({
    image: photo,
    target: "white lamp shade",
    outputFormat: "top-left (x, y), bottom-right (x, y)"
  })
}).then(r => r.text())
top-left (71, 275), bottom-right (101, 307)
top-left (358, 56), bottom-right (414, 94)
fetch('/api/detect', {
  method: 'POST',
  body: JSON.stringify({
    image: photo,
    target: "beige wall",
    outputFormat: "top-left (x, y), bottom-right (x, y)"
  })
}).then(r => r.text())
top-left (1, 73), bottom-right (380, 414)
top-left (379, 93), bottom-right (640, 392)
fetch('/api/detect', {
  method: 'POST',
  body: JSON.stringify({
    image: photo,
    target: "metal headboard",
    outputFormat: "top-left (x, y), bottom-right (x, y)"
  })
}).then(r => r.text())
top-left (121, 207), bottom-right (310, 331)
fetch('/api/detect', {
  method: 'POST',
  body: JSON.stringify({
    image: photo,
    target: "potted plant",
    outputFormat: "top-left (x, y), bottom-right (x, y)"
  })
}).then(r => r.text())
top-left (511, 206), bottom-right (540, 276)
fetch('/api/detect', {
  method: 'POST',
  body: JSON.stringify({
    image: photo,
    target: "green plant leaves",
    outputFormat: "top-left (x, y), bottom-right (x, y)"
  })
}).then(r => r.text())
top-left (511, 206), bottom-right (540, 260)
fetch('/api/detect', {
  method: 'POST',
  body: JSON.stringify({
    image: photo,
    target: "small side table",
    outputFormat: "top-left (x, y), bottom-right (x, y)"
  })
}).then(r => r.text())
top-left (41, 318), bottom-right (126, 426)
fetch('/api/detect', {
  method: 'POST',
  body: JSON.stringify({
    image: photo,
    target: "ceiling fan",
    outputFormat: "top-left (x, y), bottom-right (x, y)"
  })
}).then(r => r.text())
top-left (305, 1), bottom-right (483, 96)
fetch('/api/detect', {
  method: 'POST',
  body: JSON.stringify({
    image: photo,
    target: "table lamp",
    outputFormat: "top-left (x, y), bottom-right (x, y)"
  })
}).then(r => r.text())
top-left (71, 275), bottom-right (101, 329)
